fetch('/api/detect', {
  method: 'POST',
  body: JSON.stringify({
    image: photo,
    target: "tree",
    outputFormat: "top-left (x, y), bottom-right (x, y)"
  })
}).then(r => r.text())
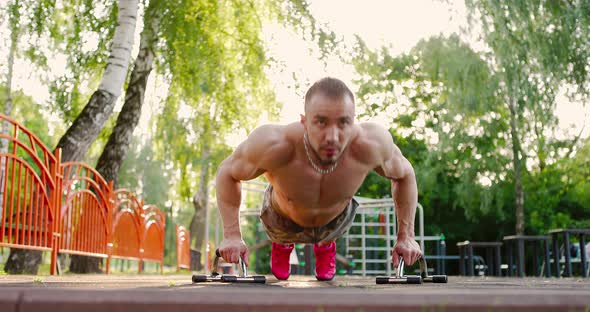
top-left (2, 0), bottom-right (19, 130)
top-left (4, 0), bottom-right (139, 274)
top-left (1, 0), bottom-right (21, 228)
top-left (467, 1), bottom-right (590, 97)
top-left (95, 1), bottom-right (161, 188)
top-left (351, 34), bottom-right (518, 245)
top-left (465, 0), bottom-right (586, 234)
top-left (68, 0), bottom-right (146, 274)
top-left (352, 6), bottom-right (589, 240)
top-left (55, 0), bottom-right (139, 163)
top-left (152, 0), bottom-right (336, 269)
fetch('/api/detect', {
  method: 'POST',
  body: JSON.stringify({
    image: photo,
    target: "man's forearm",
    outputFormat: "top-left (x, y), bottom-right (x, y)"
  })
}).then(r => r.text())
top-left (391, 172), bottom-right (418, 239)
top-left (216, 162), bottom-right (243, 239)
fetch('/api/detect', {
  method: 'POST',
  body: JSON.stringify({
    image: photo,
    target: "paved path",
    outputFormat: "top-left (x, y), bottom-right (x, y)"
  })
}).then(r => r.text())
top-left (1, 274), bottom-right (589, 311)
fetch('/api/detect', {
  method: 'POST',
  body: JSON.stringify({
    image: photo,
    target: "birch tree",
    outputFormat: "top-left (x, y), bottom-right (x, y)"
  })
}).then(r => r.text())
top-left (465, 0), bottom-right (579, 235)
top-left (55, 0), bottom-right (139, 163)
top-left (95, 1), bottom-right (160, 187)
top-left (64, 1), bottom-right (159, 274)
top-left (91, 0), bottom-right (335, 270)
top-left (4, 0), bottom-right (139, 274)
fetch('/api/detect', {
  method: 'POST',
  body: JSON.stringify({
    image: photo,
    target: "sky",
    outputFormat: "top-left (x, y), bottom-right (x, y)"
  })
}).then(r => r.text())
top-left (261, 0), bottom-right (589, 140)
top-left (1, 0), bottom-right (589, 143)
top-left (263, 0), bottom-right (470, 124)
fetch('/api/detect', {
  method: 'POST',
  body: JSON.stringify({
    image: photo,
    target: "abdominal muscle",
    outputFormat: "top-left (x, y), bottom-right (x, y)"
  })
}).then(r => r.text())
top-left (270, 186), bottom-right (350, 228)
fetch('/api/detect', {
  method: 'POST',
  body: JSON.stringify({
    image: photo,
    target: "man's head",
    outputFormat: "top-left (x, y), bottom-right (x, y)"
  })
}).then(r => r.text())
top-left (301, 77), bottom-right (356, 165)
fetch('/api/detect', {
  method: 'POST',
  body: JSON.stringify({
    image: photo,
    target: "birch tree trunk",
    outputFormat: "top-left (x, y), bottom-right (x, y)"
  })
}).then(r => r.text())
top-left (95, 10), bottom-right (160, 186)
top-left (55, 0), bottom-right (139, 163)
top-left (4, 0), bottom-right (139, 274)
top-left (70, 6), bottom-right (160, 274)
top-left (189, 146), bottom-right (210, 270)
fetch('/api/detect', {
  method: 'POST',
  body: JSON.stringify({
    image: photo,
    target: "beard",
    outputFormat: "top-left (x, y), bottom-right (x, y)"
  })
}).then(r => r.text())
top-left (312, 144), bottom-right (341, 165)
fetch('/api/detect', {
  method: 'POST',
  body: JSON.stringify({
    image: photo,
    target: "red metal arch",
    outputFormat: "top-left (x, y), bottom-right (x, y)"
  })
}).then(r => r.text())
top-left (0, 114), bottom-right (61, 275)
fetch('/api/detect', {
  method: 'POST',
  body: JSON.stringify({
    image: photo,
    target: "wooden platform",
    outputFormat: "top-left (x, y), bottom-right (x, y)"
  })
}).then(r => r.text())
top-left (1, 274), bottom-right (589, 311)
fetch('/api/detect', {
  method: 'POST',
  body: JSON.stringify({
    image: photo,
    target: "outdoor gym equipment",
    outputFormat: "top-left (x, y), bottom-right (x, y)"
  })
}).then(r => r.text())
top-left (376, 256), bottom-right (448, 284)
top-left (192, 249), bottom-right (266, 284)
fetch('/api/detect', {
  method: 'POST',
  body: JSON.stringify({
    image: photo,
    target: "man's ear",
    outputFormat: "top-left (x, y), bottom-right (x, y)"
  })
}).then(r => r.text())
top-left (300, 114), bottom-right (306, 125)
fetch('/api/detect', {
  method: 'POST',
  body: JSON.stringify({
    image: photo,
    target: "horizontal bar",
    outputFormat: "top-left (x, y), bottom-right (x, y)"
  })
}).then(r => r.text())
top-left (0, 243), bottom-right (51, 251)
top-left (242, 181), bottom-right (268, 186)
top-left (356, 206), bottom-right (393, 210)
top-left (59, 250), bottom-right (108, 258)
top-left (503, 235), bottom-right (550, 240)
top-left (110, 255), bottom-right (141, 261)
top-left (352, 259), bottom-right (388, 264)
top-left (240, 210), bottom-right (262, 216)
top-left (348, 247), bottom-right (390, 251)
top-left (240, 187), bottom-right (266, 193)
top-left (351, 222), bottom-right (389, 226)
top-left (352, 270), bottom-right (388, 274)
top-left (346, 235), bottom-right (388, 239)
top-left (548, 229), bottom-right (590, 235)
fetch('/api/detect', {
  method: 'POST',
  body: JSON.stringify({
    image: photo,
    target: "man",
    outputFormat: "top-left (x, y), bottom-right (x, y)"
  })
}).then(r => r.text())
top-left (216, 77), bottom-right (422, 281)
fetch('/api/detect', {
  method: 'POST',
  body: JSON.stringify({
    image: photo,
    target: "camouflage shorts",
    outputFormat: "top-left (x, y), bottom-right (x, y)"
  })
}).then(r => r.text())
top-left (259, 185), bottom-right (358, 244)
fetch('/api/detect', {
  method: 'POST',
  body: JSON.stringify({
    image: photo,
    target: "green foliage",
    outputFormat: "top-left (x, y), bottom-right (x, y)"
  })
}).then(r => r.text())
top-left (352, 30), bottom-right (590, 245)
top-left (1, 86), bottom-right (61, 149)
top-left (151, 1), bottom-right (337, 241)
top-left (465, 0), bottom-right (590, 235)
top-left (466, 0), bottom-right (590, 98)
top-left (1, 0), bottom-right (117, 123)
top-left (353, 35), bottom-right (511, 221)
top-left (528, 137), bottom-right (590, 231)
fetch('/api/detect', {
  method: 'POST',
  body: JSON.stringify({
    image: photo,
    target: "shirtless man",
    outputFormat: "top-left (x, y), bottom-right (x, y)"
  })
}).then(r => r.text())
top-left (216, 77), bottom-right (422, 281)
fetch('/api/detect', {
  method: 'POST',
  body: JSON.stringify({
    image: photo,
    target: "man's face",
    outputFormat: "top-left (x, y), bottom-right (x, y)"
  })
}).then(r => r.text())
top-left (301, 93), bottom-right (355, 165)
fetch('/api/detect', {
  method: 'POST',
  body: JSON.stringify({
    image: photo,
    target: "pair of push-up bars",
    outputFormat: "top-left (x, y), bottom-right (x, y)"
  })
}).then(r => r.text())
top-left (193, 249), bottom-right (448, 284)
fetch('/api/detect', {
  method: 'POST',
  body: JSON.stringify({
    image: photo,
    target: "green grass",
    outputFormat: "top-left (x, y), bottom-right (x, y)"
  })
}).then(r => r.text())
top-left (32, 276), bottom-right (44, 283)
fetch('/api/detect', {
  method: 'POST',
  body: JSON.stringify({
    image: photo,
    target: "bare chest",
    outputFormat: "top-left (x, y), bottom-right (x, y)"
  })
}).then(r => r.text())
top-left (266, 155), bottom-right (371, 209)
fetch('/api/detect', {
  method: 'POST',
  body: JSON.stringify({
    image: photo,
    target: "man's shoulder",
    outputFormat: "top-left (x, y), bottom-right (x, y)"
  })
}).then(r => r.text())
top-left (351, 122), bottom-right (394, 165)
top-left (356, 122), bottom-right (393, 146)
top-left (358, 122), bottom-right (390, 137)
top-left (248, 122), bottom-right (300, 144)
top-left (241, 123), bottom-right (298, 165)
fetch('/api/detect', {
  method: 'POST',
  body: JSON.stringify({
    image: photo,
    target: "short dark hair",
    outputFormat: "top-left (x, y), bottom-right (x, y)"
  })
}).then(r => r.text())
top-left (304, 77), bottom-right (354, 111)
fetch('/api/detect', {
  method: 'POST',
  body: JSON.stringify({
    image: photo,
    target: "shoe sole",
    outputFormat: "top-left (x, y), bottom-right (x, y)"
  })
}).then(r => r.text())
top-left (315, 274), bottom-right (335, 281)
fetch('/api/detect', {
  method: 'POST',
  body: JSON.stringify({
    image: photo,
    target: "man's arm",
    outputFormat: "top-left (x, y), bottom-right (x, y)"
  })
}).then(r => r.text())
top-left (216, 125), bottom-right (289, 264)
top-left (370, 124), bottom-right (422, 266)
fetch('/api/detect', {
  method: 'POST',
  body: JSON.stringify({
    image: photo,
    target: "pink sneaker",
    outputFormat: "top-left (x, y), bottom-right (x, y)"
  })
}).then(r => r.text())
top-left (314, 242), bottom-right (336, 281)
top-left (271, 242), bottom-right (294, 280)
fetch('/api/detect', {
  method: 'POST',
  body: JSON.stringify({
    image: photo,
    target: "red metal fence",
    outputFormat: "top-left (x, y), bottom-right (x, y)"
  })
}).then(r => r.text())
top-left (60, 162), bottom-right (113, 261)
top-left (141, 204), bottom-right (166, 273)
top-left (176, 225), bottom-right (190, 271)
top-left (0, 114), bottom-right (62, 275)
top-left (111, 189), bottom-right (143, 272)
top-left (0, 114), bottom-right (167, 275)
